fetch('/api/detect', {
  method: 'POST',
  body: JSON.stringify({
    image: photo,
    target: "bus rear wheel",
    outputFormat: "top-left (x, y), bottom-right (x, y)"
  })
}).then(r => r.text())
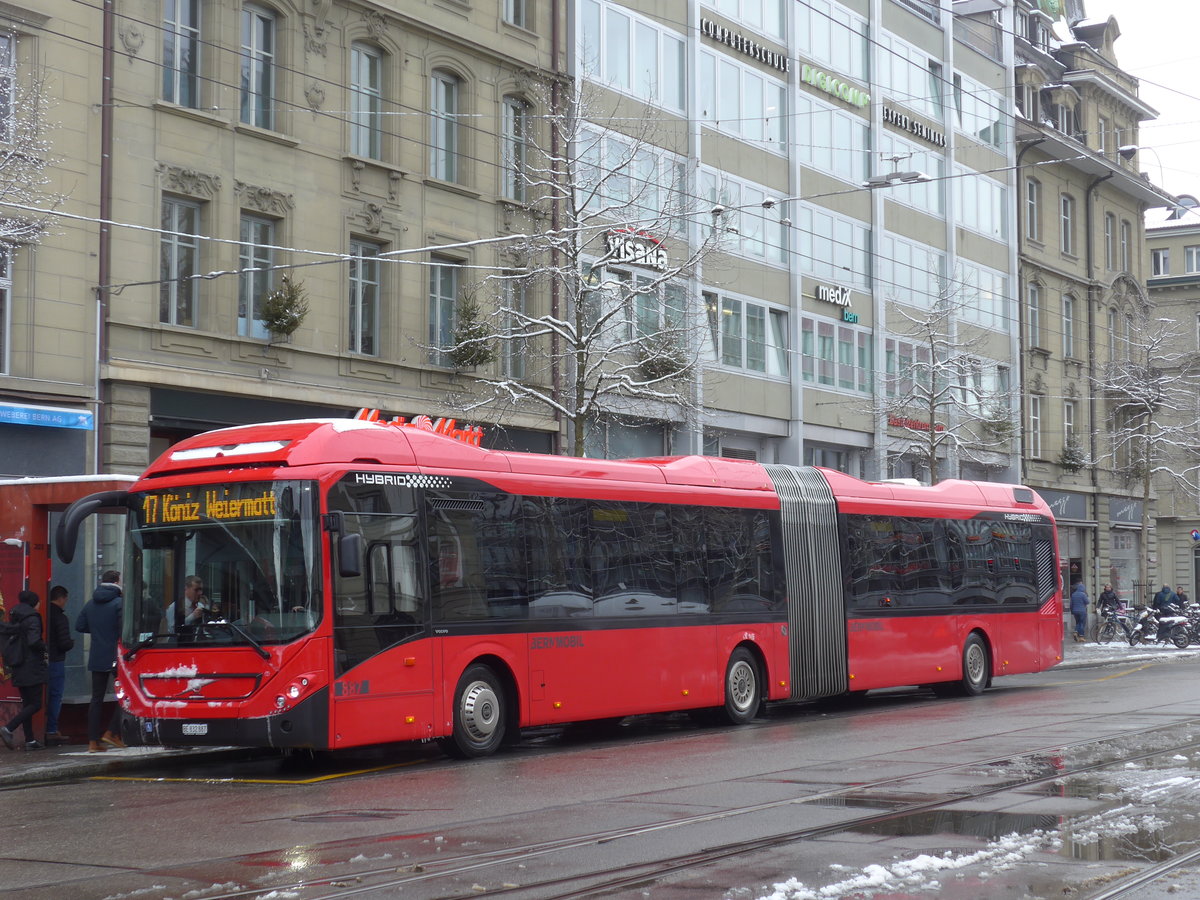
top-left (440, 665), bottom-right (506, 759)
top-left (933, 634), bottom-right (989, 698)
top-left (722, 648), bottom-right (761, 725)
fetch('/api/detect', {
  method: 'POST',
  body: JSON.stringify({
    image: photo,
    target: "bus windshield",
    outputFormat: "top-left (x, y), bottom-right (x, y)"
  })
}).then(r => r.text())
top-left (123, 480), bottom-right (321, 650)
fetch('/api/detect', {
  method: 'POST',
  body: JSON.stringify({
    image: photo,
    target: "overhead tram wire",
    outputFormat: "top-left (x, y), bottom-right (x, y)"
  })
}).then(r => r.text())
top-left (10, 147), bottom-right (1105, 337)
top-left (28, 2), bottom-right (1158, 342)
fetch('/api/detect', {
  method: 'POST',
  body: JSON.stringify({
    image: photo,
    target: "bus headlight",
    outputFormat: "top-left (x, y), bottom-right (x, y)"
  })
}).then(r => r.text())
top-left (114, 680), bottom-right (126, 701)
top-left (275, 695), bottom-right (287, 709)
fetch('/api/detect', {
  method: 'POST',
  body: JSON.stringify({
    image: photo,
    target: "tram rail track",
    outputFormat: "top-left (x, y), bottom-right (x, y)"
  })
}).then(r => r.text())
top-left (130, 712), bottom-right (1200, 900)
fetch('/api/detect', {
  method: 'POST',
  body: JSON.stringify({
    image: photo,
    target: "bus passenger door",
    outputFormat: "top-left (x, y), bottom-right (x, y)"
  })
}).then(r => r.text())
top-left (331, 516), bottom-right (435, 748)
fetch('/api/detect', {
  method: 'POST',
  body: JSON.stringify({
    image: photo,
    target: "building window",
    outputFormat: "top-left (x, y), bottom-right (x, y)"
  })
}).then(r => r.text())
top-left (709, 294), bottom-right (788, 376)
top-left (504, 0), bottom-right (528, 29)
top-left (1054, 102), bottom-right (1076, 138)
top-left (1027, 281), bottom-right (1041, 348)
top-left (1025, 178), bottom-right (1041, 242)
top-left (1152, 248), bottom-right (1170, 276)
top-left (1062, 294), bottom-right (1075, 358)
top-left (163, 0), bottom-right (200, 107)
top-left (431, 70), bottom-right (461, 182)
top-left (501, 96), bottom-right (530, 201)
top-left (1104, 213), bottom-right (1115, 270)
top-left (581, 0), bottom-right (687, 111)
top-left (240, 4), bottom-right (275, 129)
top-left (1060, 193), bottom-right (1075, 255)
top-left (0, 252), bottom-right (10, 374)
top-left (0, 35), bottom-right (15, 143)
top-left (238, 214), bottom-right (275, 338)
top-left (160, 197), bottom-right (201, 327)
top-left (350, 43), bottom-right (382, 160)
top-left (428, 256), bottom-right (461, 366)
top-left (1063, 399), bottom-right (1076, 445)
top-left (1097, 115), bottom-right (1110, 155)
top-left (1028, 394), bottom-right (1043, 458)
top-left (1120, 219), bottom-right (1131, 271)
top-left (1187, 246), bottom-right (1200, 273)
top-left (348, 240), bottom-right (380, 355)
top-left (502, 274), bottom-right (526, 380)
top-left (1107, 307), bottom-right (1118, 360)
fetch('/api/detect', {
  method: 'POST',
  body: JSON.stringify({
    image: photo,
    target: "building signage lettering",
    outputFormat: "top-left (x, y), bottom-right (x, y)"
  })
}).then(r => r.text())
top-left (0, 401), bottom-right (93, 430)
top-left (888, 415), bottom-right (945, 433)
top-left (1038, 489), bottom-right (1087, 521)
top-left (816, 284), bottom-right (852, 307)
top-left (1109, 498), bottom-right (1143, 525)
top-left (699, 19), bottom-right (790, 73)
top-left (800, 64), bottom-right (870, 108)
top-left (605, 229), bottom-right (668, 271)
top-left (354, 408), bottom-right (485, 445)
top-left (882, 106), bottom-right (947, 148)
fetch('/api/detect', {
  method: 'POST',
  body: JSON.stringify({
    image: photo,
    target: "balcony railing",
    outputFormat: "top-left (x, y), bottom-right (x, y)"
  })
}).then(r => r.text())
top-left (893, 0), bottom-right (941, 26)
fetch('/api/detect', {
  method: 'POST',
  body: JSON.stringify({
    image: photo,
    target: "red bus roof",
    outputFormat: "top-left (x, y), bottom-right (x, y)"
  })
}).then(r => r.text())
top-left (139, 419), bottom-right (1049, 517)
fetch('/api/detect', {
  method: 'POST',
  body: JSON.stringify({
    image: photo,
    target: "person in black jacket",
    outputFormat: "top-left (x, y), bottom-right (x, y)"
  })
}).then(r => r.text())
top-left (0, 590), bottom-right (49, 751)
top-left (45, 585), bottom-right (75, 746)
top-left (76, 570), bottom-right (126, 752)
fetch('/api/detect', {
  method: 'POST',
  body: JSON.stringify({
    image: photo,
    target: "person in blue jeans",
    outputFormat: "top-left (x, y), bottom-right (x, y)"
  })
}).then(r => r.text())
top-left (1070, 581), bottom-right (1089, 642)
top-left (45, 585), bottom-right (74, 745)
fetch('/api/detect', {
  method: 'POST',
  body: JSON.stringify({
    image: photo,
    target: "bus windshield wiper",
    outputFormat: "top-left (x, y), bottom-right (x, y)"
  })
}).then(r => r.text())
top-left (204, 619), bottom-right (271, 659)
top-left (122, 634), bottom-right (157, 662)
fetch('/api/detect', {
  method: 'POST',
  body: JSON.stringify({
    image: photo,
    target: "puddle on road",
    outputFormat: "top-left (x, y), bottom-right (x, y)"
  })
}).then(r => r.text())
top-left (805, 744), bottom-right (1200, 865)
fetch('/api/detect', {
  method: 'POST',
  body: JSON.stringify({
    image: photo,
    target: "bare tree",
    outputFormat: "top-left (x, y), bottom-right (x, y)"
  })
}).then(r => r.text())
top-left (0, 51), bottom-right (62, 248)
top-left (871, 277), bottom-right (1016, 483)
top-left (1092, 311), bottom-right (1200, 592)
top-left (437, 78), bottom-right (729, 457)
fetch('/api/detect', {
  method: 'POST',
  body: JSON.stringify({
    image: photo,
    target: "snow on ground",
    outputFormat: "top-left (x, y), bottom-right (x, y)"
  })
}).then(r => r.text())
top-left (729, 644), bottom-right (1200, 900)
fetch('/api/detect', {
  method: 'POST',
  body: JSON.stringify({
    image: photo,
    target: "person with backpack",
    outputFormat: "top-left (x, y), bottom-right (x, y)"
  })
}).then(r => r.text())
top-left (0, 590), bottom-right (49, 751)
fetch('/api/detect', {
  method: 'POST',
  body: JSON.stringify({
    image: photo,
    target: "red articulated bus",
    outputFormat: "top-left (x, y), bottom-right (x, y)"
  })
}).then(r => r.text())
top-left (56, 415), bottom-right (1062, 758)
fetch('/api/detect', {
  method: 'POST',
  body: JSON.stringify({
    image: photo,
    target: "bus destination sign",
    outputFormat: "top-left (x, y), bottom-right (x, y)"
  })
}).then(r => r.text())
top-left (141, 486), bottom-right (278, 526)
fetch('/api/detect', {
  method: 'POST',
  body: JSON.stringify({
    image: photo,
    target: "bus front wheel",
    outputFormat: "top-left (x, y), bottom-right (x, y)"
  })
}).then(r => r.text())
top-left (440, 665), bottom-right (507, 759)
top-left (722, 648), bottom-right (761, 725)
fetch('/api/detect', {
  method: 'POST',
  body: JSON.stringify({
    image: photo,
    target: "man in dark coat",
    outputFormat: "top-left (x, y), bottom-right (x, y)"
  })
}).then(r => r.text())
top-left (45, 585), bottom-right (75, 745)
top-left (76, 570), bottom-right (126, 752)
top-left (0, 590), bottom-right (49, 750)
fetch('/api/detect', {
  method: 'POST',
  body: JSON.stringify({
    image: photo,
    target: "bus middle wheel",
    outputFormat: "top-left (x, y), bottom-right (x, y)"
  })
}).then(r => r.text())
top-left (722, 647), bottom-right (761, 725)
top-left (440, 664), bottom-right (507, 759)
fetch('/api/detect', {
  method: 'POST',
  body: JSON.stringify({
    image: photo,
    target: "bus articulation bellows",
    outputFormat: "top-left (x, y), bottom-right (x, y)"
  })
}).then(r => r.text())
top-left (56, 417), bottom-right (1062, 758)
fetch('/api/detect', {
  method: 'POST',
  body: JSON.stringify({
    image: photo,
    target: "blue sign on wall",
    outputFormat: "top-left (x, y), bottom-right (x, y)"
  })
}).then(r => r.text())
top-left (0, 401), bottom-right (93, 430)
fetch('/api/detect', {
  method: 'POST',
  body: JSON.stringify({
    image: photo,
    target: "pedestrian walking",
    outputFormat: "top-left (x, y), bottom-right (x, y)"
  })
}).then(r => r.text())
top-left (45, 585), bottom-right (75, 746)
top-left (1070, 581), bottom-right (1089, 642)
top-left (76, 569), bottom-right (126, 752)
top-left (0, 590), bottom-right (49, 751)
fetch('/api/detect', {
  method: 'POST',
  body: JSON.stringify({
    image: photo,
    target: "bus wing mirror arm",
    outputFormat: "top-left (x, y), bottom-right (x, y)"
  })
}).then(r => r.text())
top-left (55, 490), bottom-right (131, 564)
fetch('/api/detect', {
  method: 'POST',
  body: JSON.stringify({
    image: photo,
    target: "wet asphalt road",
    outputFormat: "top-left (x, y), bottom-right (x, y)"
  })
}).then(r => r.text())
top-left (7, 654), bottom-right (1200, 900)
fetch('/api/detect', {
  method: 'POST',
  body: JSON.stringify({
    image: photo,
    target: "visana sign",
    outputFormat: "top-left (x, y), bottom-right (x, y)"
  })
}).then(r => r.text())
top-left (700, 19), bottom-right (790, 73)
top-left (800, 64), bottom-right (870, 108)
top-left (606, 230), bottom-right (668, 271)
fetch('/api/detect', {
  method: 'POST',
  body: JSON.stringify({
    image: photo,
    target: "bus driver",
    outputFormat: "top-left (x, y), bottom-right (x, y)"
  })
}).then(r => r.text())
top-left (165, 575), bottom-right (209, 629)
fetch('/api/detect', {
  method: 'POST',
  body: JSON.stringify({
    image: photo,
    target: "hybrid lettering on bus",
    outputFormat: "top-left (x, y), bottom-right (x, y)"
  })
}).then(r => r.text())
top-left (56, 416), bottom-right (1062, 758)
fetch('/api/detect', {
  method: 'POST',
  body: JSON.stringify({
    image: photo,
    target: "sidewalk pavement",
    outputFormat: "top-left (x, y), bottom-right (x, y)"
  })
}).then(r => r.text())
top-left (0, 637), bottom-right (1193, 787)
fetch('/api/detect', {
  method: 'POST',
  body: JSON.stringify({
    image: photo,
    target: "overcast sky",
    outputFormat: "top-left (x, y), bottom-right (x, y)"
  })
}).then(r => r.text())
top-left (1090, 0), bottom-right (1200, 200)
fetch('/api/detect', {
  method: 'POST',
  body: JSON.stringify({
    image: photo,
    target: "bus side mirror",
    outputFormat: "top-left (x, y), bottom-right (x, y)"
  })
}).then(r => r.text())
top-left (338, 532), bottom-right (363, 578)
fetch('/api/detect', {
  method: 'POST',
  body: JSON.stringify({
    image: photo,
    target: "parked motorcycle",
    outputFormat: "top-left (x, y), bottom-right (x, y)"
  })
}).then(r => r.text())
top-left (1127, 605), bottom-right (1191, 649)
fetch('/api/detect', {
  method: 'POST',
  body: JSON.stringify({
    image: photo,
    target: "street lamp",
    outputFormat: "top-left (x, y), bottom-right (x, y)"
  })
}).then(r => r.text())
top-left (1118, 144), bottom-right (1167, 188)
top-left (862, 170), bottom-right (933, 188)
